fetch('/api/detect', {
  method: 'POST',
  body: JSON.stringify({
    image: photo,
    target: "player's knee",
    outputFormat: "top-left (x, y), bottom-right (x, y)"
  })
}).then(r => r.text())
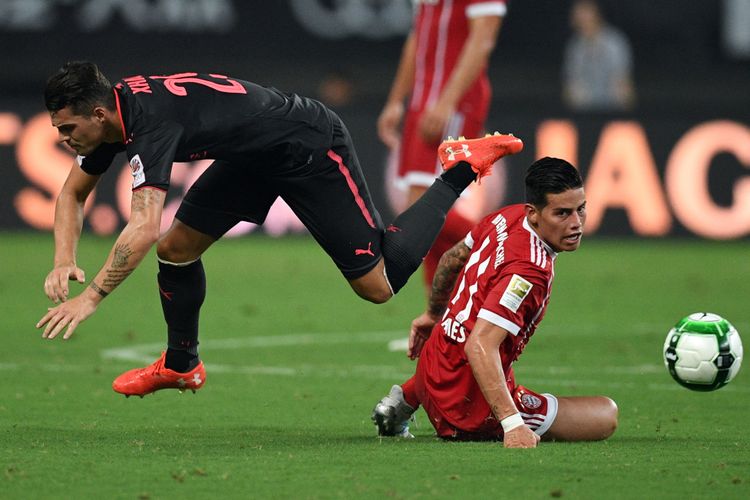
top-left (599, 397), bottom-right (619, 439)
top-left (348, 261), bottom-right (394, 304)
top-left (156, 236), bottom-right (179, 262)
top-left (353, 283), bottom-right (393, 304)
top-left (157, 234), bottom-right (197, 263)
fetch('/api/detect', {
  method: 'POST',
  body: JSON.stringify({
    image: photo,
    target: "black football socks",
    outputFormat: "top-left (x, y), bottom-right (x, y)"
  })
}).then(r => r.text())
top-left (381, 161), bottom-right (476, 293)
top-left (158, 259), bottom-right (205, 373)
top-left (437, 160), bottom-right (478, 197)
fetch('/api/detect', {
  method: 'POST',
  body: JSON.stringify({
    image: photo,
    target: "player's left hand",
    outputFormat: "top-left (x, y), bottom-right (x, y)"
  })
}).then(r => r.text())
top-left (36, 293), bottom-right (98, 340)
top-left (503, 425), bottom-right (540, 449)
top-left (418, 102), bottom-right (454, 143)
top-left (377, 101), bottom-right (404, 150)
top-left (408, 311), bottom-right (440, 359)
top-left (44, 264), bottom-right (86, 303)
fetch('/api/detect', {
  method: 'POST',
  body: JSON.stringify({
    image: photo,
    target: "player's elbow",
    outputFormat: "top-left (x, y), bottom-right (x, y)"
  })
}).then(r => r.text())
top-left (129, 221), bottom-right (161, 247)
top-left (464, 334), bottom-right (485, 362)
top-left (56, 186), bottom-right (87, 210)
top-left (598, 397), bottom-right (619, 440)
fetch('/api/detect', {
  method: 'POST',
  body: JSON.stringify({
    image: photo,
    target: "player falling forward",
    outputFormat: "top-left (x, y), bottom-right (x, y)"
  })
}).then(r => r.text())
top-left (372, 158), bottom-right (618, 448)
top-left (36, 62), bottom-right (523, 397)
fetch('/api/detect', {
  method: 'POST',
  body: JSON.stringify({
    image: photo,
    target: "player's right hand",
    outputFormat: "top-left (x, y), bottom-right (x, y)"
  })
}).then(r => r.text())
top-left (503, 425), bottom-right (540, 449)
top-left (377, 101), bottom-right (404, 150)
top-left (44, 265), bottom-right (86, 303)
top-left (408, 311), bottom-right (439, 360)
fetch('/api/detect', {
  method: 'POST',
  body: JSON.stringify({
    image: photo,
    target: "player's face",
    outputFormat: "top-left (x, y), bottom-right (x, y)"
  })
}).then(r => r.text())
top-left (50, 106), bottom-right (107, 156)
top-left (527, 188), bottom-right (586, 252)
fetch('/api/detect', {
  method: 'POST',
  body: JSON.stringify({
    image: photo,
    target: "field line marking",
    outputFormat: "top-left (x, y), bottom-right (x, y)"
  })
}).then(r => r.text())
top-left (0, 329), bottom-right (707, 392)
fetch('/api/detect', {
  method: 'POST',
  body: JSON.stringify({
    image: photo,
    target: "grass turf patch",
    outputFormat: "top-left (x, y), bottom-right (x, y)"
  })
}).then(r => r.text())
top-left (1, 233), bottom-right (748, 498)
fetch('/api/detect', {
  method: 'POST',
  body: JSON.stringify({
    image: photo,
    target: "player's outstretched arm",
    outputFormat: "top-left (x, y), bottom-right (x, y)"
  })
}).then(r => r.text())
top-left (44, 162), bottom-right (101, 303)
top-left (36, 187), bottom-right (166, 340)
top-left (465, 319), bottom-right (540, 449)
top-left (408, 240), bottom-right (471, 359)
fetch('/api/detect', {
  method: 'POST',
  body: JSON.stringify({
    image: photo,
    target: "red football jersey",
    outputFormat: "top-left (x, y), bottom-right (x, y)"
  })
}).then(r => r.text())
top-left (417, 204), bottom-right (557, 432)
top-left (409, 0), bottom-right (507, 111)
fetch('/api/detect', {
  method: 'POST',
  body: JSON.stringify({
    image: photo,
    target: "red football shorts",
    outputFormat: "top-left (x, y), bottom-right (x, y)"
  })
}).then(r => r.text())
top-left (397, 102), bottom-right (490, 188)
top-left (415, 381), bottom-right (559, 441)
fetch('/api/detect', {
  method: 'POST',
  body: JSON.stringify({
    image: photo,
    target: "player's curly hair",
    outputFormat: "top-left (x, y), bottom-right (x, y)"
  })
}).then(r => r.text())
top-left (525, 157), bottom-right (583, 208)
top-left (45, 61), bottom-right (115, 114)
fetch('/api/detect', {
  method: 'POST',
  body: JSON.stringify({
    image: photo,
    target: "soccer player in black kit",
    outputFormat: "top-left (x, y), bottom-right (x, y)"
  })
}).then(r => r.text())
top-left (37, 62), bottom-right (523, 396)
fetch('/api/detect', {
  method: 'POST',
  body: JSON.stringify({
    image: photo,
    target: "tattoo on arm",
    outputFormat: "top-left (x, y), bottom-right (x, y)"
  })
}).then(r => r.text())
top-left (428, 242), bottom-right (471, 316)
top-left (131, 188), bottom-right (162, 212)
top-left (112, 243), bottom-right (134, 269)
top-left (94, 189), bottom-right (162, 296)
top-left (102, 243), bottom-right (135, 289)
top-left (89, 282), bottom-right (109, 298)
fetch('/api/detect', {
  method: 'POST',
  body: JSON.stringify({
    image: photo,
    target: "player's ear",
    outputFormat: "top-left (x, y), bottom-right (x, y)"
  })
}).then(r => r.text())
top-left (92, 106), bottom-right (108, 123)
top-left (524, 203), bottom-right (540, 226)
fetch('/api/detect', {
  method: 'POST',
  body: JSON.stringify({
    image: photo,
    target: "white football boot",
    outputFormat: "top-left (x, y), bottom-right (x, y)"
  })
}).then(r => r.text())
top-left (372, 385), bottom-right (416, 438)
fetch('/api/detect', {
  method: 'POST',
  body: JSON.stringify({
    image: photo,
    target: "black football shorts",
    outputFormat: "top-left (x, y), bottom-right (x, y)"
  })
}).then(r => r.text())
top-left (176, 114), bottom-right (385, 280)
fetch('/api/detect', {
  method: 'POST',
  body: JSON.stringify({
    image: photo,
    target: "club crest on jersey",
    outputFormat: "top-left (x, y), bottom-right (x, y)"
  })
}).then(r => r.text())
top-left (129, 154), bottom-right (146, 188)
top-left (500, 274), bottom-right (533, 313)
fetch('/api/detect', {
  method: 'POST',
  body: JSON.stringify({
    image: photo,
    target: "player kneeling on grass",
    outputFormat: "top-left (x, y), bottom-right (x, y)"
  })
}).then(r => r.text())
top-left (372, 158), bottom-right (618, 448)
top-left (35, 61), bottom-right (524, 398)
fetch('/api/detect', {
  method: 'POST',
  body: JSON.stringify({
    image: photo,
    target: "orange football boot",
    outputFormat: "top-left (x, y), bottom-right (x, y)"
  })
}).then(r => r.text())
top-left (438, 132), bottom-right (524, 182)
top-left (112, 351), bottom-right (206, 397)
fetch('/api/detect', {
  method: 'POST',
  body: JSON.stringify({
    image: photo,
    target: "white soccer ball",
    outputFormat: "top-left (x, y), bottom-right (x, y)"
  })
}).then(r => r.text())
top-left (663, 312), bottom-right (743, 391)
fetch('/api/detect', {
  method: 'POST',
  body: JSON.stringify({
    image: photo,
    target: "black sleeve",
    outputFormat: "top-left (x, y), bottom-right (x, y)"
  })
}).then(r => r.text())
top-left (125, 122), bottom-right (182, 191)
top-left (78, 142), bottom-right (126, 175)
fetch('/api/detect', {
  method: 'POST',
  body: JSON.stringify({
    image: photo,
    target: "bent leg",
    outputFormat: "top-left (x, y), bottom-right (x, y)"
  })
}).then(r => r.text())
top-left (156, 220), bottom-right (217, 372)
top-left (286, 113), bottom-right (487, 304)
top-left (348, 259), bottom-right (393, 304)
top-left (157, 219), bottom-right (217, 263)
top-left (543, 396), bottom-right (618, 442)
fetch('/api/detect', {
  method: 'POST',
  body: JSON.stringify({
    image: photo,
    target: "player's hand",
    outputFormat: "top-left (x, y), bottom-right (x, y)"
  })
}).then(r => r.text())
top-left (36, 293), bottom-right (98, 340)
top-left (408, 311), bottom-right (440, 360)
top-left (377, 101), bottom-right (404, 150)
top-left (503, 425), bottom-right (540, 449)
top-left (44, 265), bottom-right (86, 303)
top-left (418, 102), bottom-right (454, 143)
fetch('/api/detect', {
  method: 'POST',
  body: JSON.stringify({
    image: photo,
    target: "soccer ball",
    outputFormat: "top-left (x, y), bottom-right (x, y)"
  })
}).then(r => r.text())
top-left (663, 313), bottom-right (743, 391)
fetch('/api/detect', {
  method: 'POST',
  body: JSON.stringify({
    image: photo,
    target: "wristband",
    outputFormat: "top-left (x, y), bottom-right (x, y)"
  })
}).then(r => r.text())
top-left (500, 413), bottom-right (524, 433)
top-left (89, 282), bottom-right (109, 298)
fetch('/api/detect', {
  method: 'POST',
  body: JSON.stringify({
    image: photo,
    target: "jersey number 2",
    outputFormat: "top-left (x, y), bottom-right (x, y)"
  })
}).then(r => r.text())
top-left (152, 73), bottom-right (247, 96)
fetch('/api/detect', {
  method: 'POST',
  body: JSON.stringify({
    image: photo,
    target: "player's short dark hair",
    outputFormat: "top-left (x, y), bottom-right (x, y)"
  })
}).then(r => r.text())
top-left (525, 157), bottom-right (583, 208)
top-left (45, 61), bottom-right (115, 115)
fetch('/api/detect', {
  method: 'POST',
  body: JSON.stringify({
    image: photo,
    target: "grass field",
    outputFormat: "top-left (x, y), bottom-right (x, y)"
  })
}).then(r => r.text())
top-left (1, 232), bottom-right (748, 499)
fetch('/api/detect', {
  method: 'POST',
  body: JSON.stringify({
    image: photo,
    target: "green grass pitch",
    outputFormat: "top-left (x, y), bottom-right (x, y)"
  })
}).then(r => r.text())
top-left (1, 232), bottom-right (748, 499)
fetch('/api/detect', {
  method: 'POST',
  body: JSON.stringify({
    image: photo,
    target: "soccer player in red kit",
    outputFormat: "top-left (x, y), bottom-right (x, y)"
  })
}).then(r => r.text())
top-left (35, 62), bottom-right (523, 397)
top-left (372, 158), bottom-right (618, 448)
top-left (378, 0), bottom-right (507, 292)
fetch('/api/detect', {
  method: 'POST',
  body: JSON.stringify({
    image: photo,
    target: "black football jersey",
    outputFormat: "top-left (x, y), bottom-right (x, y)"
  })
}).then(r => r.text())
top-left (77, 73), bottom-right (334, 190)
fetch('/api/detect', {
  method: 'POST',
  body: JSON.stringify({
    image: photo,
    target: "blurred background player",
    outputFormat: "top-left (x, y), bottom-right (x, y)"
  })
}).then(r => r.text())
top-left (377, 0), bottom-right (507, 295)
top-left (372, 157), bottom-right (618, 448)
top-left (562, 0), bottom-right (636, 112)
top-left (36, 62), bottom-right (523, 397)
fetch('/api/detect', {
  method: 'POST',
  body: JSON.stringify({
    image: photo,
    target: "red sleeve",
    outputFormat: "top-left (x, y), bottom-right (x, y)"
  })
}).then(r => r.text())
top-left (476, 262), bottom-right (548, 336)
